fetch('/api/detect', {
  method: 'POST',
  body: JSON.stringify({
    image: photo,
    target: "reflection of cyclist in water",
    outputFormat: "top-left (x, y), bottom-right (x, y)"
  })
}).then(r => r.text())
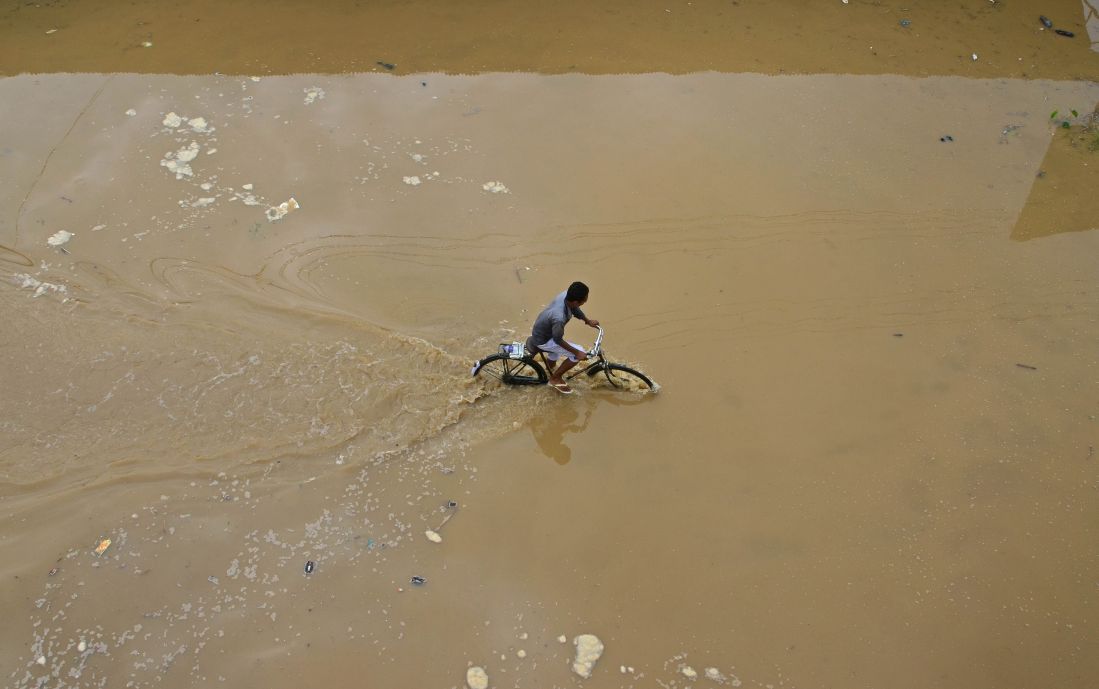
top-left (529, 401), bottom-right (593, 465)
top-left (526, 281), bottom-right (600, 394)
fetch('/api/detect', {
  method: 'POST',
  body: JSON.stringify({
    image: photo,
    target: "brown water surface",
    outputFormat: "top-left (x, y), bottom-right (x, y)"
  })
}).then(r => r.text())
top-left (2, 4), bottom-right (1099, 689)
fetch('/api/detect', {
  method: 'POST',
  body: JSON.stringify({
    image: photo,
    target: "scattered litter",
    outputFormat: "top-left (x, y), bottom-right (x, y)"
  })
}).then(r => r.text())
top-left (242, 183), bottom-right (254, 190)
top-left (304, 87), bottom-right (326, 105)
top-left (163, 112), bottom-right (183, 128)
top-left (376, 61), bottom-right (396, 70)
top-left (141, 41), bottom-right (153, 47)
top-left (1016, 363), bottom-right (1038, 370)
top-left (77, 641), bottom-right (86, 653)
top-left (1054, 29), bottom-right (1074, 37)
top-left (125, 108), bottom-right (137, 117)
top-left (971, 53), bottom-right (978, 61)
top-left (206, 148), bottom-right (218, 155)
top-left (304, 560), bottom-right (315, 575)
top-left (557, 635), bottom-right (568, 643)
top-left (207, 575), bottom-right (219, 585)
top-left (466, 666), bottom-right (489, 689)
top-left (94, 538), bottom-right (111, 555)
top-left (572, 634), bottom-right (605, 678)
top-left (250, 76), bottom-right (261, 82)
top-left (266, 197), bottom-right (300, 222)
top-left (899, 18), bottom-right (911, 27)
top-left (517, 649), bottom-right (527, 658)
top-left (47, 230), bottom-right (74, 248)
top-left (1039, 16), bottom-right (1053, 28)
top-left (425, 530), bottom-right (443, 543)
top-left (47, 567), bottom-right (58, 576)
top-left (403, 176), bottom-right (422, 186)
top-left (410, 575), bottom-right (426, 586)
top-left (482, 180), bottom-right (510, 194)
top-left (940, 135), bottom-right (954, 142)
top-left (45, 28), bottom-right (57, 34)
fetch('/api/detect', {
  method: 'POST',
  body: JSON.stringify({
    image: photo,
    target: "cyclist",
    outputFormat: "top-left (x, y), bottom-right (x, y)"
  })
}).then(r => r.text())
top-left (526, 281), bottom-right (600, 394)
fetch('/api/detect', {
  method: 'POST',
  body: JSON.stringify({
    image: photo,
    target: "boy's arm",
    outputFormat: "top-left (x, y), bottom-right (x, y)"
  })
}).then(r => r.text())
top-left (570, 305), bottom-right (599, 328)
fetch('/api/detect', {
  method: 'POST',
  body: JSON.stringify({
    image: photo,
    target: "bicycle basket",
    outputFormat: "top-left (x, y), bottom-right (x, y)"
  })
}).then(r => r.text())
top-left (498, 342), bottom-right (526, 359)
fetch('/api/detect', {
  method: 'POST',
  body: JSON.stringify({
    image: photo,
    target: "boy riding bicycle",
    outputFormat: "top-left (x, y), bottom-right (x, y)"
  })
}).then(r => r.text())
top-left (526, 281), bottom-right (599, 394)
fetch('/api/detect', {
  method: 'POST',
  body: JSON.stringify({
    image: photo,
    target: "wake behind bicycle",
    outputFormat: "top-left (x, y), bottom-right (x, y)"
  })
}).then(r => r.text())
top-left (471, 327), bottom-right (658, 392)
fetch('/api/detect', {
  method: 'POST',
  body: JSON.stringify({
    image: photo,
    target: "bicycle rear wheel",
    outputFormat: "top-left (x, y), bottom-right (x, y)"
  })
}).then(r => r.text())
top-left (586, 363), bottom-right (657, 391)
top-left (472, 354), bottom-right (548, 386)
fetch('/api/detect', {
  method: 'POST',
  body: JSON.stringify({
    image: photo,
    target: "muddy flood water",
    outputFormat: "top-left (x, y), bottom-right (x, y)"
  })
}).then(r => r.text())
top-left (2, 2), bottom-right (1099, 689)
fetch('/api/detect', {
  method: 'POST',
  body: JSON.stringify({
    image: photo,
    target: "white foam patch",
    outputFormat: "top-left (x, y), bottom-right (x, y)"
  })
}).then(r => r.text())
top-left (162, 112), bottom-right (182, 128)
top-left (160, 141), bottom-right (200, 179)
top-left (572, 634), bottom-right (604, 678)
top-left (188, 117), bottom-right (211, 133)
top-left (403, 176), bottom-right (422, 186)
top-left (424, 530), bottom-right (442, 543)
top-left (466, 666), bottom-right (489, 689)
top-left (304, 87), bottom-right (326, 105)
top-left (482, 180), bottom-right (509, 194)
top-left (46, 230), bottom-right (73, 247)
top-left (125, 108), bottom-right (137, 117)
top-left (13, 273), bottom-right (68, 299)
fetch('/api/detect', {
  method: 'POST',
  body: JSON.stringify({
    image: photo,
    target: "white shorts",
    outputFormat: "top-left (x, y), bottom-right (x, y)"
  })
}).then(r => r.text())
top-left (535, 340), bottom-right (584, 362)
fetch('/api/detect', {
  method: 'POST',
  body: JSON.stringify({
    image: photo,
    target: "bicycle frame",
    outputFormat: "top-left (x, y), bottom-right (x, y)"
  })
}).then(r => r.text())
top-left (534, 326), bottom-right (610, 381)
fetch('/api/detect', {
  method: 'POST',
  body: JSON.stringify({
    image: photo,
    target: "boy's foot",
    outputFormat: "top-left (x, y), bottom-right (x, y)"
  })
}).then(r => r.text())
top-left (550, 381), bottom-right (573, 394)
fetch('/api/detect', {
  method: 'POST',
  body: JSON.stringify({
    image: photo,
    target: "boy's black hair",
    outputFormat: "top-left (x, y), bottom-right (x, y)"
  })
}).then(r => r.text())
top-left (566, 281), bottom-right (589, 302)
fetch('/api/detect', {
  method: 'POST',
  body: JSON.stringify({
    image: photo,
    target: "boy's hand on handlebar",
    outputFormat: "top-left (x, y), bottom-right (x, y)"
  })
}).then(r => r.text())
top-left (585, 319), bottom-right (600, 328)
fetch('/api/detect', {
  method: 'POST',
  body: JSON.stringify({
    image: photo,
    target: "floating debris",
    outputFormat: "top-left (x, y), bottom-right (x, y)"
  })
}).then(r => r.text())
top-left (681, 665), bottom-right (698, 679)
top-left (46, 230), bottom-right (74, 248)
top-left (187, 116), bottom-right (210, 133)
top-left (304, 560), bottom-right (315, 575)
top-left (376, 61), bottom-right (396, 70)
top-left (1054, 29), bottom-right (1074, 37)
top-left (466, 666), bottom-right (489, 689)
top-left (940, 135), bottom-right (954, 142)
top-left (266, 197), bottom-right (300, 222)
top-left (304, 87), bottom-right (326, 105)
top-left (572, 634), bottom-right (605, 678)
top-left (77, 641), bottom-right (86, 653)
top-left (47, 567), bottom-right (58, 577)
top-left (425, 530), bottom-right (442, 543)
top-left (125, 108), bottom-right (137, 117)
top-left (141, 41), bottom-right (153, 48)
top-left (482, 180), bottom-right (510, 194)
top-left (1016, 363), bottom-right (1038, 370)
top-left (410, 575), bottom-right (426, 586)
top-left (160, 141), bottom-right (200, 179)
top-left (403, 176), bottom-right (422, 186)
top-left (94, 538), bottom-right (111, 555)
top-left (162, 112), bottom-right (183, 128)
top-left (1039, 16), bottom-right (1053, 28)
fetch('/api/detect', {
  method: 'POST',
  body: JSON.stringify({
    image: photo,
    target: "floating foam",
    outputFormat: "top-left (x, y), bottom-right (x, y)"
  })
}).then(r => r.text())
top-left (572, 634), bottom-right (604, 678)
top-left (304, 87), bottom-right (326, 105)
top-left (466, 666), bottom-right (488, 689)
top-left (46, 230), bottom-right (73, 247)
top-left (163, 112), bottom-right (182, 128)
top-left (482, 180), bottom-right (509, 194)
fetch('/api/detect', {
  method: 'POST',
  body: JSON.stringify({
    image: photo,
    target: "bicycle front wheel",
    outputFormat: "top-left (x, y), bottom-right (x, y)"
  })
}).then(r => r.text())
top-left (472, 354), bottom-right (548, 386)
top-left (587, 363), bottom-right (657, 391)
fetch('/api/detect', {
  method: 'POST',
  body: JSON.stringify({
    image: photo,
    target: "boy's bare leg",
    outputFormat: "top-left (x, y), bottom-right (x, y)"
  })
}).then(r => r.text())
top-left (548, 358), bottom-right (580, 386)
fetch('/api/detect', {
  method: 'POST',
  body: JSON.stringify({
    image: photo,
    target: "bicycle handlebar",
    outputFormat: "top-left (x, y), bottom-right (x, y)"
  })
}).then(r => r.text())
top-left (588, 326), bottom-right (605, 357)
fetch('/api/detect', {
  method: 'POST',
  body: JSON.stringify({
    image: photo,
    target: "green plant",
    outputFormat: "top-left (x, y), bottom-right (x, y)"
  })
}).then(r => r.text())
top-left (1050, 109), bottom-right (1080, 130)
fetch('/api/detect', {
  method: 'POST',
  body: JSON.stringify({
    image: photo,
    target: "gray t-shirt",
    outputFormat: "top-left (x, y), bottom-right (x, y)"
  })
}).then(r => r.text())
top-left (529, 291), bottom-right (587, 349)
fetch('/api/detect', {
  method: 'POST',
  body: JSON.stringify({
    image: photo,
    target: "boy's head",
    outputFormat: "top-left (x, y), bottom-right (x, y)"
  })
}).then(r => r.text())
top-left (565, 281), bottom-right (589, 306)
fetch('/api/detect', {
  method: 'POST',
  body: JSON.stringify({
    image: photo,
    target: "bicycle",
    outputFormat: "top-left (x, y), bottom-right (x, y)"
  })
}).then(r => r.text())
top-left (471, 327), bottom-right (657, 392)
